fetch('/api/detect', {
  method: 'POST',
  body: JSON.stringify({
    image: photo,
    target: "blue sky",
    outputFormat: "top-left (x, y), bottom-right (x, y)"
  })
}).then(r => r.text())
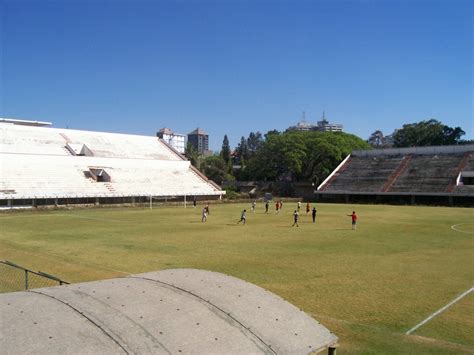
top-left (1, 0), bottom-right (472, 151)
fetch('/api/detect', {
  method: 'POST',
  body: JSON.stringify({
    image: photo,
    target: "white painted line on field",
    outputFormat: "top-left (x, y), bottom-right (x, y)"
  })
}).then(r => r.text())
top-left (451, 223), bottom-right (474, 235)
top-left (406, 287), bottom-right (474, 335)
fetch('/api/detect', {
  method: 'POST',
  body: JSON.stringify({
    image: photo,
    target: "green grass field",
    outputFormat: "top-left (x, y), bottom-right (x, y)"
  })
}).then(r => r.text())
top-left (0, 202), bottom-right (473, 353)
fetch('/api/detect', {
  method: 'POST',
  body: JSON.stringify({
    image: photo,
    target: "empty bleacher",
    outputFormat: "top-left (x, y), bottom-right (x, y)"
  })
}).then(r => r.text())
top-left (0, 124), bottom-right (180, 160)
top-left (389, 154), bottom-right (465, 193)
top-left (0, 123), bottom-right (223, 204)
top-left (322, 155), bottom-right (404, 192)
top-left (319, 146), bottom-right (474, 203)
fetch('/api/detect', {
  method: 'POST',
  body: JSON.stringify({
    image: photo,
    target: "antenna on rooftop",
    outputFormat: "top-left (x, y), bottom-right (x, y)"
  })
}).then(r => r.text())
top-left (321, 111), bottom-right (328, 124)
top-left (301, 111), bottom-right (306, 123)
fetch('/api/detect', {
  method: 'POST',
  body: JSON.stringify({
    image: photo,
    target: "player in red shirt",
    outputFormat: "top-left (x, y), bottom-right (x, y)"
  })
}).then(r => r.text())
top-left (347, 211), bottom-right (357, 230)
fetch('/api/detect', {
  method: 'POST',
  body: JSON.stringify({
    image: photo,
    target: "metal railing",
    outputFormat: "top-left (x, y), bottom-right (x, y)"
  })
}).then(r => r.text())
top-left (0, 260), bottom-right (69, 293)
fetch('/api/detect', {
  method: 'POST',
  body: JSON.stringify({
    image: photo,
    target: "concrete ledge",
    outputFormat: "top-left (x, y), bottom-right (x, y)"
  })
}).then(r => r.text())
top-left (0, 269), bottom-right (338, 354)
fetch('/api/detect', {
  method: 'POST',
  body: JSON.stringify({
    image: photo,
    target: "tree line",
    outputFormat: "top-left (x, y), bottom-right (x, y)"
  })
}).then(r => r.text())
top-left (368, 119), bottom-right (469, 148)
top-left (188, 130), bottom-right (369, 186)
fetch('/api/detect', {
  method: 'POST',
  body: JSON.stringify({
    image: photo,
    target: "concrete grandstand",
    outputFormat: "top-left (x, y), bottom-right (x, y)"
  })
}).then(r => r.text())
top-left (0, 120), bottom-right (224, 207)
top-left (317, 145), bottom-right (474, 206)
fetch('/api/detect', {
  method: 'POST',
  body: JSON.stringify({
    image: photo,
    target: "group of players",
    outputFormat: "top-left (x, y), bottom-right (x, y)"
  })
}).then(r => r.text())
top-left (198, 200), bottom-right (357, 229)
top-left (199, 199), bottom-right (358, 229)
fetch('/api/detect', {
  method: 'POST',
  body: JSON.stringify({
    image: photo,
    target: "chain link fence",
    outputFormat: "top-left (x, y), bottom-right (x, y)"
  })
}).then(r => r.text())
top-left (0, 260), bottom-right (69, 293)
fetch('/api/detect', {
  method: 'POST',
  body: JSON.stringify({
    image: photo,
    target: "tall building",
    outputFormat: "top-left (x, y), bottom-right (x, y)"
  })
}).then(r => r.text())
top-left (287, 112), bottom-right (343, 133)
top-left (188, 128), bottom-right (210, 155)
top-left (156, 128), bottom-right (186, 154)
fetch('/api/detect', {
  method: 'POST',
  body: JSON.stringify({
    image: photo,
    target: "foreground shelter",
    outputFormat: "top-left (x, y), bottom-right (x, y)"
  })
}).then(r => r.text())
top-left (0, 269), bottom-right (338, 354)
top-left (0, 120), bottom-right (224, 208)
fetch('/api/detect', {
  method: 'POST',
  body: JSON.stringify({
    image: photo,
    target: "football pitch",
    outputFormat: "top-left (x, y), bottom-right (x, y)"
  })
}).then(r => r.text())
top-left (0, 202), bottom-right (473, 354)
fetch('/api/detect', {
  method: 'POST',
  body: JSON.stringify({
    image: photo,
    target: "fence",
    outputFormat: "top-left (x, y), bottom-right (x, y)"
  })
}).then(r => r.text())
top-left (0, 260), bottom-right (69, 293)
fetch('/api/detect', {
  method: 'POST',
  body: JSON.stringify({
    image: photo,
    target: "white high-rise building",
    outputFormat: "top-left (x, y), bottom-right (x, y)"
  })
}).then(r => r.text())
top-left (157, 128), bottom-right (186, 154)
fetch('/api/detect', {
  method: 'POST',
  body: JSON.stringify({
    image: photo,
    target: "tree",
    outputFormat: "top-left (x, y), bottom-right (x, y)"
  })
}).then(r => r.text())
top-left (244, 130), bottom-right (370, 183)
top-left (264, 129), bottom-right (280, 140)
top-left (221, 134), bottom-right (231, 167)
top-left (246, 131), bottom-right (263, 157)
top-left (368, 130), bottom-right (385, 147)
top-left (393, 119), bottom-right (465, 147)
top-left (185, 142), bottom-right (199, 168)
top-left (235, 136), bottom-right (249, 165)
top-left (200, 155), bottom-right (228, 185)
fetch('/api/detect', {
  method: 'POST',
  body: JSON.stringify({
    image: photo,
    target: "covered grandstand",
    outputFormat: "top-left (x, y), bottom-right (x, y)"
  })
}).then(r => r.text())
top-left (316, 145), bottom-right (474, 206)
top-left (0, 121), bottom-right (224, 207)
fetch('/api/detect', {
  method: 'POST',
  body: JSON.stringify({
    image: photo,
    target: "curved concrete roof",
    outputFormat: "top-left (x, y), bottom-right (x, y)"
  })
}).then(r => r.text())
top-left (0, 269), bottom-right (337, 354)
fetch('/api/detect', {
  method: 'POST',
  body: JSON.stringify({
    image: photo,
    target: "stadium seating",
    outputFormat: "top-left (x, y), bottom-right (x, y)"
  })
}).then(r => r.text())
top-left (389, 154), bottom-right (465, 193)
top-left (0, 123), bottom-right (223, 202)
top-left (320, 148), bottom-right (474, 194)
top-left (0, 124), bottom-right (180, 160)
top-left (322, 155), bottom-right (404, 192)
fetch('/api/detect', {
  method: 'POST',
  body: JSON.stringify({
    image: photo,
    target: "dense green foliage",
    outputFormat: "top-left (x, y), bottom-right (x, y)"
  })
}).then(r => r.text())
top-left (220, 134), bottom-right (231, 167)
top-left (200, 155), bottom-right (232, 184)
top-left (242, 131), bottom-right (370, 184)
top-left (393, 119), bottom-right (465, 147)
top-left (1, 204), bottom-right (472, 353)
top-left (185, 141), bottom-right (199, 168)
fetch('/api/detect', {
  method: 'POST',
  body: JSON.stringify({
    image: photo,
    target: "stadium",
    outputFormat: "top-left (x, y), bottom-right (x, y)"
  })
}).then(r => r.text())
top-left (1, 120), bottom-right (473, 354)
top-left (0, 119), bottom-right (224, 208)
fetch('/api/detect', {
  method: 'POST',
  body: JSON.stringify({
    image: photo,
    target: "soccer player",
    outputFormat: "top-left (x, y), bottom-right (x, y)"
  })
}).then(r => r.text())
top-left (237, 209), bottom-right (247, 224)
top-left (265, 201), bottom-right (269, 213)
top-left (201, 207), bottom-right (207, 223)
top-left (292, 210), bottom-right (299, 227)
top-left (297, 201), bottom-right (301, 212)
top-left (251, 200), bottom-right (256, 213)
top-left (275, 201), bottom-right (279, 213)
top-left (348, 211), bottom-right (357, 230)
top-left (306, 202), bottom-right (310, 215)
top-left (312, 207), bottom-right (317, 223)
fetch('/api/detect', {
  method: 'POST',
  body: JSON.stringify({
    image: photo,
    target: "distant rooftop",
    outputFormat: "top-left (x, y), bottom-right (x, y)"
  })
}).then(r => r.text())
top-left (188, 127), bottom-right (208, 135)
top-left (287, 112), bottom-right (343, 133)
top-left (158, 127), bottom-right (174, 135)
top-left (0, 118), bottom-right (52, 127)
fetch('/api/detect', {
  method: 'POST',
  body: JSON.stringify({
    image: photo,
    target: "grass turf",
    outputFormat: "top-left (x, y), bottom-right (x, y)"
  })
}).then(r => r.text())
top-left (0, 202), bottom-right (473, 353)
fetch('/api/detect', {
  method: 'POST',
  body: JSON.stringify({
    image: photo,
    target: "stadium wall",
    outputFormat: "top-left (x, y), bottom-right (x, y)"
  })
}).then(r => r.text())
top-left (314, 191), bottom-right (474, 206)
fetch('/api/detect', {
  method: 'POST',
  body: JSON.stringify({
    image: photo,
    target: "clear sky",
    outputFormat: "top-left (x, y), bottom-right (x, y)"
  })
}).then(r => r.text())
top-left (1, 0), bottom-right (472, 151)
